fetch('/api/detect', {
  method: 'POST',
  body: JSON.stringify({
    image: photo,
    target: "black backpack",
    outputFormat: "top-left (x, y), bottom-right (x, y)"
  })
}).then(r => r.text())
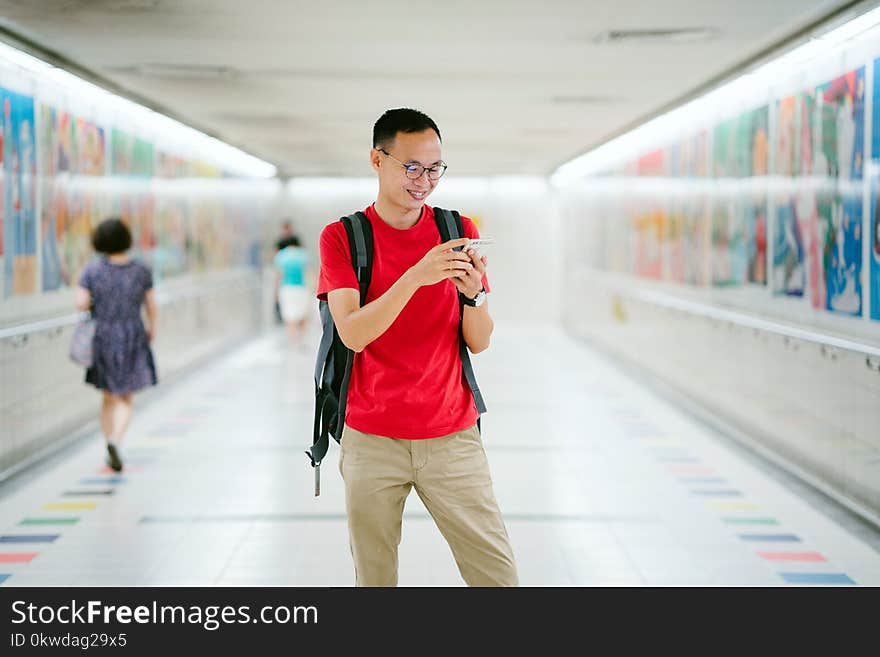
top-left (307, 207), bottom-right (487, 495)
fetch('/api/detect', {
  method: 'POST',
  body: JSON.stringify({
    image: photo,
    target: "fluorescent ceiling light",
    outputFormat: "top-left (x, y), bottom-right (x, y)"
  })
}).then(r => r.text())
top-left (0, 40), bottom-right (53, 75)
top-left (0, 41), bottom-right (276, 179)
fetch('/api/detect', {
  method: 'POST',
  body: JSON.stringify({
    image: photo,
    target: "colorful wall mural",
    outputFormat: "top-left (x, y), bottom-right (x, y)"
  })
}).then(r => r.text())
top-left (871, 58), bottom-right (880, 321)
top-left (0, 80), bottom-right (273, 305)
top-left (574, 57), bottom-right (879, 325)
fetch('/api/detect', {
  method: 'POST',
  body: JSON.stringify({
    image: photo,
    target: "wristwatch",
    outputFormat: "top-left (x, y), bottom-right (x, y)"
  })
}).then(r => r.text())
top-left (460, 288), bottom-right (486, 307)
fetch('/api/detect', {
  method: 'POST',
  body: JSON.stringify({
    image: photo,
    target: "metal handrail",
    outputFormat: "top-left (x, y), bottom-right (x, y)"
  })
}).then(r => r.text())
top-left (627, 287), bottom-right (880, 359)
top-left (0, 312), bottom-right (87, 339)
top-left (0, 276), bottom-right (259, 341)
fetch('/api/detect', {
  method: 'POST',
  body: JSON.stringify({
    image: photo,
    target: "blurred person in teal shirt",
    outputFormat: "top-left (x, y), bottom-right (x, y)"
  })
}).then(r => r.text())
top-left (274, 235), bottom-right (314, 345)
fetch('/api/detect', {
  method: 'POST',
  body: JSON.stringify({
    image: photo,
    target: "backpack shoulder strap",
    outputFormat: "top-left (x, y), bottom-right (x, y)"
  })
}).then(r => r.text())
top-left (434, 207), bottom-right (463, 245)
top-left (335, 211), bottom-right (373, 444)
top-left (312, 213), bottom-right (372, 391)
top-left (340, 212), bottom-right (373, 305)
top-left (432, 207), bottom-right (487, 416)
top-left (307, 213), bottom-right (374, 474)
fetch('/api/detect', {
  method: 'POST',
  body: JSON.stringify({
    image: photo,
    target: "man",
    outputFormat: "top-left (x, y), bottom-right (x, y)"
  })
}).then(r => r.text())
top-left (317, 108), bottom-right (518, 587)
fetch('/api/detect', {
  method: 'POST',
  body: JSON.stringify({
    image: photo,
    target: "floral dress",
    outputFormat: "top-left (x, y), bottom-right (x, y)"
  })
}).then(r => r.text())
top-left (78, 257), bottom-right (158, 394)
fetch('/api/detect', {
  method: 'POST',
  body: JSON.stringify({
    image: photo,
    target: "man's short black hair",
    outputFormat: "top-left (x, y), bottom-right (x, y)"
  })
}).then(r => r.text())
top-left (91, 217), bottom-right (132, 254)
top-left (373, 108), bottom-right (441, 150)
top-left (278, 235), bottom-right (301, 249)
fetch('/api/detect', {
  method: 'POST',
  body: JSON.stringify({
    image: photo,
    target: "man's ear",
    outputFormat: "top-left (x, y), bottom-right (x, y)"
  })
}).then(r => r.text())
top-left (370, 147), bottom-right (382, 173)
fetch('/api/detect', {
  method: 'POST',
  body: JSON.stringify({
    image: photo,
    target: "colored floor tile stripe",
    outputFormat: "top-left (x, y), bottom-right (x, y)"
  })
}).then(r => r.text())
top-left (738, 533), bottom-right (801, 542)
top-left (19, 518), bottom-right (79, 526)
top-left (758, 552), bottom-right (826, 562)
top-left (0, 574), bottom-right (10, 584)
top-left (42, 502), bottom-right (97, 511)
top-left (0, 535), bottom-right (59, 544)
top-left (722, 517), bottom-right (778, 525)
top-left (690, 489), bottom-right (743, 497)
top-left (80, 478), bottom-right (126, 485)
top-left (780, 573), bottom-right (855, 585)
top-left (0, 554), bottom-right (37, 563)
top-left (63, 490), bottom-right (114, 496)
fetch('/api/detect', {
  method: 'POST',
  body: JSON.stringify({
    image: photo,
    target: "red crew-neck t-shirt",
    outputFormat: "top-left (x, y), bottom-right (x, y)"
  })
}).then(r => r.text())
top-left (317, 204), bottom-right (488, 439)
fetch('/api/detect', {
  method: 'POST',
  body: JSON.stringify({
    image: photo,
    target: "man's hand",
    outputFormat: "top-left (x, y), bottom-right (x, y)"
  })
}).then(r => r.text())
top-left (406, 238), bottom-right (473, 287)
top-left (451, 245), bottom-right (487, 299)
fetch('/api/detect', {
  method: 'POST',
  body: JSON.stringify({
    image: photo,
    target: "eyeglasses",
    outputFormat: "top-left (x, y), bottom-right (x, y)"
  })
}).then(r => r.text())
top-left (378, 148), bottom-right (447, 180)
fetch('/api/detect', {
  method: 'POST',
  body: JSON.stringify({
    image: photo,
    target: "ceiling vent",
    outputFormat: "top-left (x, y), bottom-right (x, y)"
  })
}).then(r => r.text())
top-left (14, 0), bottom-right (162, 12)
top-left (107, 63), bottom-right (240, 80)
top-left (594, 27), bottom-right (720, 44)
top-left (103, 0), bottom-right (161, 10)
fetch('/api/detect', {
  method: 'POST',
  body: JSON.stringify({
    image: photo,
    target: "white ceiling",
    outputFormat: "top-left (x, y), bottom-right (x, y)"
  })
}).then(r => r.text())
top-left (0, 0), bottom-right (862, 178)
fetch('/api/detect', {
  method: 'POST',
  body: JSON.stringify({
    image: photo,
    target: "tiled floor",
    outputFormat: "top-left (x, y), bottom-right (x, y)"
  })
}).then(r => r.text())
top-left (1, 322), bottom-right (879, 586)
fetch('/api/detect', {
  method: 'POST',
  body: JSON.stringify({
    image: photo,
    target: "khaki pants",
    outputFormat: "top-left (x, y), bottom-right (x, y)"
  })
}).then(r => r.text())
top-left (339, 424), bottom-right (518, 587)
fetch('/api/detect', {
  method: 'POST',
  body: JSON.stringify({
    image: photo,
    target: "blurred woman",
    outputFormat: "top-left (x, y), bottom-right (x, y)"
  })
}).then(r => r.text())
top-left (74, 217), bottom-right (158, 472)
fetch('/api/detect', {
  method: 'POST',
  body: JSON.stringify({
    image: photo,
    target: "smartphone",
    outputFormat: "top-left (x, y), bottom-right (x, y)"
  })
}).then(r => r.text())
top-left (466, 238), bottom-right (494, 257)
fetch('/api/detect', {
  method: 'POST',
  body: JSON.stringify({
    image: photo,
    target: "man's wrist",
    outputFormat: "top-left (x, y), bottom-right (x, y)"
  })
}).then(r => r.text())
top-left (460, 287), bottom-right (486, 307)
top-left (400, 268), bottom-right (422, 293)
